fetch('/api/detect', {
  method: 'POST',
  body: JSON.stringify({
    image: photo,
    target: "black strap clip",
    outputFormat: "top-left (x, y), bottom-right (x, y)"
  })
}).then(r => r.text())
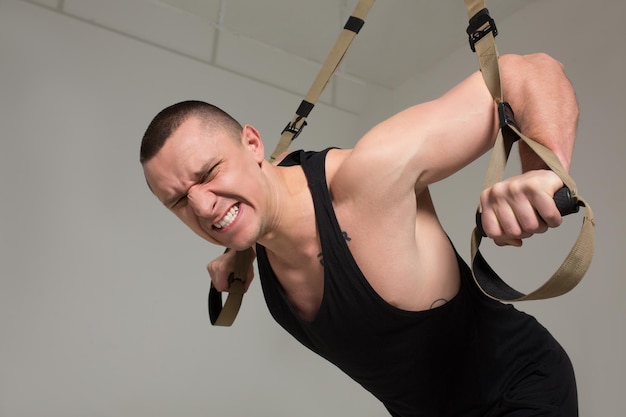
top-left (467, 8), bottom-right (498, 52)
top-left (282, 100), bottom-right (314, 141)
top-left (498, 102), bottom-right (519, 131)
top-left (282, 116), bottom-right (308, 141)
top-left (344, 15), bottom-right (365, 34)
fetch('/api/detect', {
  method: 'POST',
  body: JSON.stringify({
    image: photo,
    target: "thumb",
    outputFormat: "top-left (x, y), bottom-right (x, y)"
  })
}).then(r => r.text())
top-left (494, 238), bottom-right (523, 247)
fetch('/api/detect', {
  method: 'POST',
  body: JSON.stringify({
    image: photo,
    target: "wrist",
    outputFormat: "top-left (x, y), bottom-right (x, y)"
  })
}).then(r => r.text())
top-left (519, 141), bottom-right (570, 173)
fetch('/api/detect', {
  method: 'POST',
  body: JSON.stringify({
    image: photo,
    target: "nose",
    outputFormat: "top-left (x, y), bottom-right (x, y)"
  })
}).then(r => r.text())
top-left (187, 183), bottom-right (216, 218)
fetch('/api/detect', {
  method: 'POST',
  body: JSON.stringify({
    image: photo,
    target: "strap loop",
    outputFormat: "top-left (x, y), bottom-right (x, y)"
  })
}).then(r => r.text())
top-left (208, 248), bottom-right (252, 326)
top-left (465, 0), bottom-right (595, 302)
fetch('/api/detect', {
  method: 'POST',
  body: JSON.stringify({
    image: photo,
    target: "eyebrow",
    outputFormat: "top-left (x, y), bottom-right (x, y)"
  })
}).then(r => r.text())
top-left (163, 161), bottom-right (215, 208)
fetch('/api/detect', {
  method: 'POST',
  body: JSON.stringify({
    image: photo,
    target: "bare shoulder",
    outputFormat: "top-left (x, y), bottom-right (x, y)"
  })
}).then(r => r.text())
top-left (324, 148), bottom-right (352, 181)
top-left (324, 149), bottom-right (460, 312)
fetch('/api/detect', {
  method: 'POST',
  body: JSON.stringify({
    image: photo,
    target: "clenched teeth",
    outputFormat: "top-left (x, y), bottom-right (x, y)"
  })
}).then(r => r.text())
top-left (213, 204), bottom-right (239, 229)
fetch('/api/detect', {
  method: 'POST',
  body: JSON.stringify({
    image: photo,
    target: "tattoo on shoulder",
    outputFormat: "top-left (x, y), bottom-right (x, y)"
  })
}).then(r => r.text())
top-left (430, 298), bottom-right (449, 309)
top-left (317, 231), bottom-right (351, 267)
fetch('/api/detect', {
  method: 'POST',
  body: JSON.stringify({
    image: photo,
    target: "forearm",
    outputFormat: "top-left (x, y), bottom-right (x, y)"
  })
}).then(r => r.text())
top-left (346, 53), bottom-right (577, 195)
top-left (499, 53), bottom-right (578, 172)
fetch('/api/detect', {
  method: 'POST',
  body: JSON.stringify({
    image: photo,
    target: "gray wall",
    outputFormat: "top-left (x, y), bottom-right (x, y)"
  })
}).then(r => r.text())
top-left (1, 0), bottom-right (624, 416)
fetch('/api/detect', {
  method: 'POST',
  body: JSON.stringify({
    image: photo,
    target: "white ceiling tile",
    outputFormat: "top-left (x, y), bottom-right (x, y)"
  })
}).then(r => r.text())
top-left (161, 0), bottom-right (537, 88)
top-left (158, 0), bottom-right (222, 22)
top-left (64, 0), bottom-right (217, 62)
top-left (221, 0), bottom-right (343, 63)
top-left (215, 30), bottom-right (323, 98)
top-left (29, 0), bottom-right (60, 9)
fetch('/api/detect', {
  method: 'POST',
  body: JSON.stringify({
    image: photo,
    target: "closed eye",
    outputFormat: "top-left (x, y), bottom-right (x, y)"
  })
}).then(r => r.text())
top-left (168, 163), bottom-right (219, 209)
top-left (199, 169), bottom-right (212, 183)
top-left (169, 194), bottom-right (187, 210)
top-left (200, 162), bottom-right (219, 183)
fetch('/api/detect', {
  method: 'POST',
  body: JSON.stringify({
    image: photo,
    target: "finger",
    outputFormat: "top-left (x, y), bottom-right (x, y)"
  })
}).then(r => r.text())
top-left (493, 204), bottom-right (532, 240)
top-left (208, 248), bottom-right (255, 293)
top-left (494, 238), bottom-right (523, 247)
top-left (479, 184), bottom-right (514, 238)
top-left (511, 198), bottom-right (550, 236)
top-left (495, 205), bottom-right (524, 238)
top-left (479, 209), bottom-right (501, 238)
top-left (532, 192), bottom-right (563, 229)
top-left (522, 170), bottom-right (564, 228)
top-left (206, 256), bottom-right (232, 292)
top-left (482, 185), bottom-right (548, 239)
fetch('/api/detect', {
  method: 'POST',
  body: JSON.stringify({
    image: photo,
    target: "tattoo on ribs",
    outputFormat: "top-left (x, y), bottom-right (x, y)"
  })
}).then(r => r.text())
top-left (430, 298), bottom-right (449, 309)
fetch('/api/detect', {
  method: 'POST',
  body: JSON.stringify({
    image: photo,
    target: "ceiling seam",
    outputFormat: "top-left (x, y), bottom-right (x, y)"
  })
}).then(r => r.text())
top-left (210, 0), bottom-right (227, 66)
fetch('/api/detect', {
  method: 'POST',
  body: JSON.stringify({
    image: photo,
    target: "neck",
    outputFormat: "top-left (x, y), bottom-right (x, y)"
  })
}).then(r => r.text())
top-left (256, 161), bottom-right (317, 263)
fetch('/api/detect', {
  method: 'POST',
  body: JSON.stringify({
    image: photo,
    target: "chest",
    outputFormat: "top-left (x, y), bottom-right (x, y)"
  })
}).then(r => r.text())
top-left (265, 247), bottom-right (325, 322)
top-left (267, 150), bottom-right (458, 320)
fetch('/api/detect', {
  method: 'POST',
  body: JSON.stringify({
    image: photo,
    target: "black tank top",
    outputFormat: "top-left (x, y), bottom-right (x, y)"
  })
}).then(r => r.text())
top-left (256, 149), bottom-right (561, 417)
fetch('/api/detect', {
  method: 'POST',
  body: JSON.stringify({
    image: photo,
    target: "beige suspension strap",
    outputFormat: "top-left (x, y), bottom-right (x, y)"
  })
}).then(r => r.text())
top-left (465, 0), bottom-right (595, 301)
top-left (209, 0), bottom-right (376, 326)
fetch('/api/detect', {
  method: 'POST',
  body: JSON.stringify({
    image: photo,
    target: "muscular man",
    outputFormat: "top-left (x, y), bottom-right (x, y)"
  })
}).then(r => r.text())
top-left (141, 53), bottom-right (579, 416)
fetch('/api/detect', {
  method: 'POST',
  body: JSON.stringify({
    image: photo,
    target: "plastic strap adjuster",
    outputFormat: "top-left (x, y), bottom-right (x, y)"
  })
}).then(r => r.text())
top-left (281, 100), bottom-right (314, 141)
top-left (498, 102), bottom-right (520, 131)
top-left (282, 116), bottom-right (308, 141)
top-left (344, 16), bottom-right (365, 33)
top-left (467, 8), bottom-right (498, 52)
top-left (296, 100), bottom-right (315, 118)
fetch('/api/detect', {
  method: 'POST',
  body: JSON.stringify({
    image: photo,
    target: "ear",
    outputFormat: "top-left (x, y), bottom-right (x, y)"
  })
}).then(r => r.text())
top-left (241, 124), bottom-right (265, 163)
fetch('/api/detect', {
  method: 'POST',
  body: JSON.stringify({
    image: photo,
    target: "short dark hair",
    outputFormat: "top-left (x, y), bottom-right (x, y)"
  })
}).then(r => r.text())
top-left (140, 100), bottom-right (243, 164)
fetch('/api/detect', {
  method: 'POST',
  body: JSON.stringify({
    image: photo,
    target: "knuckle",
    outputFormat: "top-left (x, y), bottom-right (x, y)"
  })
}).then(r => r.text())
top-left (490, 181), bottom-right (509, 196)
top-left (544, 212), bottom-right (563, 228)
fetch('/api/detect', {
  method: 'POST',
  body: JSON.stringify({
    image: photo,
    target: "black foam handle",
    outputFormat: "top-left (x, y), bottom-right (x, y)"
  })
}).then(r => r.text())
top-left (476, 186), bottom-right (580, 237)
top-left (208, 284), bottom-right (222, 325)
top-left (553, 186), bottom-right (580, 216)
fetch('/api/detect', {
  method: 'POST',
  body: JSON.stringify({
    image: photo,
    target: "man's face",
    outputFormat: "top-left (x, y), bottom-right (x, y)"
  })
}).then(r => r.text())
top-left (142, 117), bottom-right (266, 250)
